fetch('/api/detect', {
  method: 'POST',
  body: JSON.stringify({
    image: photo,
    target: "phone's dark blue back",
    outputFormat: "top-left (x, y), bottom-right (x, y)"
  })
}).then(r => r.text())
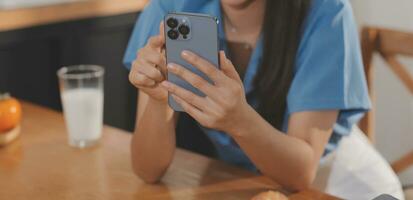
top-left (165, 12), bottom-right (220, 112)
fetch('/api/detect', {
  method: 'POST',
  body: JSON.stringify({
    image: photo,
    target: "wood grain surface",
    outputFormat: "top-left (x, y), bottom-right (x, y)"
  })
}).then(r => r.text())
top-left (0, 102), bottom-right (338, 199)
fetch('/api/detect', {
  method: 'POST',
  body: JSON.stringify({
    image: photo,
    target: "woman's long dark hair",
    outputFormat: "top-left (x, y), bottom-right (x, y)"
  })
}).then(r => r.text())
top-left (254, 0), bottom-right (312, 129)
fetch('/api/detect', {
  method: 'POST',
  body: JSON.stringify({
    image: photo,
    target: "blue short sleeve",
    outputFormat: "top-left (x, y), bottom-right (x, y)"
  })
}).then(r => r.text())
top-left (122, 0), bottom-right (173, 69)
top-left (287, 0), bottom-right (371, 137)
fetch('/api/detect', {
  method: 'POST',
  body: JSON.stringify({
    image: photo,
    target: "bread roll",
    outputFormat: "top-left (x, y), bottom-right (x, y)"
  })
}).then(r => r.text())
top-left (251, 190), bottom-right (289, 200)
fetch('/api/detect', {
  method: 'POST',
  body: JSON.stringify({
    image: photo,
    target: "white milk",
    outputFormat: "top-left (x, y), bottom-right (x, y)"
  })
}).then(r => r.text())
top-left (61, 88), bottom-right (103, 143)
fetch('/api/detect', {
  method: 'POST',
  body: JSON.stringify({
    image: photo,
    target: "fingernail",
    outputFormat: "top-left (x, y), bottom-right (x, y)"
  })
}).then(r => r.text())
top-left (220, 51), bottom-right (227, 59)
top-left (181, 50), bottom-right (192, 58)
top-left (167, 63), bottom-right (176, 70)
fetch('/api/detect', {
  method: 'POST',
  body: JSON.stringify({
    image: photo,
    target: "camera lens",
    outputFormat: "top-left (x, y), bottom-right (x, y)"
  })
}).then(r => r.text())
top-left (178, 25), bottom-right (190, 35)
top-left (166, 18), bottom-right (178, 28)
top-left (167, 30), bottom-right (179, 40)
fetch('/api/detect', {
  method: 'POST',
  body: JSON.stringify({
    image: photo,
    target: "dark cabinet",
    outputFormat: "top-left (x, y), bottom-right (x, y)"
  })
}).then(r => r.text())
top-left (0, 13), bottom-right (139, 131)
top-left (0, 39), bottom-right (59, 108)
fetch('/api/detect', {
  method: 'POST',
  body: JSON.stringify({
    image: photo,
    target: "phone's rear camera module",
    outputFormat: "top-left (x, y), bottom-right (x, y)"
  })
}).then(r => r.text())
top-left (166, 18), bottom-right (178, 29)
top-left (167, 30), bottom-right (179, 40)
top-left (178, 25), bottom-right (190, 35)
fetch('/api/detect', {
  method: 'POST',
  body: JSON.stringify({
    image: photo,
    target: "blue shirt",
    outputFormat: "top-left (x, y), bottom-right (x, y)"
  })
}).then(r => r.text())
top-left (123, 0), bottom-right (371, 170)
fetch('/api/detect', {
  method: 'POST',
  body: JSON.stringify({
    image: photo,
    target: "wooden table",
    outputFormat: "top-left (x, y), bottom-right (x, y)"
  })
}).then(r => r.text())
top-left (0, 0), bottom-right (149, 31)
top-left (0, 102), bottom-right (338, 199)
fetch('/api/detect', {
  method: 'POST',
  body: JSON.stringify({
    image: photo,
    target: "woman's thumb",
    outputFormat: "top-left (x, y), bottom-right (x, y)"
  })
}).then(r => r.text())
top-left (159, 21), bottom-right (165, 39)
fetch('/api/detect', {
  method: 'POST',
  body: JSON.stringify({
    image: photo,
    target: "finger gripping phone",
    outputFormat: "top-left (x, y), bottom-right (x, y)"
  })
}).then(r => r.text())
top-left (164, 12), bottom-right (220, 112)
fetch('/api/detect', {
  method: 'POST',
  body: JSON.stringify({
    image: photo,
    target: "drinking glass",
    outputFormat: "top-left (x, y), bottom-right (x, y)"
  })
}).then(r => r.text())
top-left (57, 65), bottom-right (104, 148)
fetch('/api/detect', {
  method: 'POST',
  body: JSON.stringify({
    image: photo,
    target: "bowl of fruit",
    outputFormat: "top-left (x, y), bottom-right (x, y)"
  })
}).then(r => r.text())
top-left (0, 93), bottom-right (22, 146)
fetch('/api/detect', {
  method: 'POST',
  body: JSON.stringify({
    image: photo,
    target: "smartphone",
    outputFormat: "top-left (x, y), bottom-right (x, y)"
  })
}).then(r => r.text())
top-left (372, 194), bottom-right (398, 200)
top-left (164, 12), bottom-right (220, 112)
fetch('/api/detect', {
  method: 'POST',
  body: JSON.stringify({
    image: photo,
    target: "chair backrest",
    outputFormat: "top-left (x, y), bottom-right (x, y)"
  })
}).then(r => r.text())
top-left (359, 27), bottom-right (413, 143)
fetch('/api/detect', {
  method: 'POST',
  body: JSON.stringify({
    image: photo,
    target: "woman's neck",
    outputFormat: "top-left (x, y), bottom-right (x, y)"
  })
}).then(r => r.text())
top-left (221, 0), bottom-right (266, 35)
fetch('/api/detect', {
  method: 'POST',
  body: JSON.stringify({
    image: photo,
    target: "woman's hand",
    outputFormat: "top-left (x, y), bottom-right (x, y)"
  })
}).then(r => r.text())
top-left (161, 50), bottom-right (252, 134)
top-left (129, 22), bottom-right (168, 103)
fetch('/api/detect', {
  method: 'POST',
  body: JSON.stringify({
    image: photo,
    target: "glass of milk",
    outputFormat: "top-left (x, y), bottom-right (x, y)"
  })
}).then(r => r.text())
top-left (57, 65), bottom-right (104, 148)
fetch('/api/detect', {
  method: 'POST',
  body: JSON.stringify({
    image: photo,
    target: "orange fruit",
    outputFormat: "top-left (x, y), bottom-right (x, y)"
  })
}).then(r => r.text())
top-left (0, 93), bottom-right (22, 133)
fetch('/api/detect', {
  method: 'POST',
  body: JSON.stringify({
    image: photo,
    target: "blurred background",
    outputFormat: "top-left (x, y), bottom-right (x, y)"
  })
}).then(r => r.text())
top-left (0, 0), bottom-right (412, 188)
top-left (0, 0), bottom-right (143, 132)
top-left (351, 0), bottom-right (413, 186)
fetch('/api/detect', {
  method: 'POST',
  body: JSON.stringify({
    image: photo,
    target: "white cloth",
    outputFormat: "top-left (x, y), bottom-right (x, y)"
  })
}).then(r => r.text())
top-left (313, 126), bottom-right (404, 200)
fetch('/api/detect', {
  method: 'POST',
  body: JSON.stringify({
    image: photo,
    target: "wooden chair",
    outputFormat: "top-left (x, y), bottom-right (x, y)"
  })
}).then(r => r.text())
top-left (360, 27), bottom-right (413, 181)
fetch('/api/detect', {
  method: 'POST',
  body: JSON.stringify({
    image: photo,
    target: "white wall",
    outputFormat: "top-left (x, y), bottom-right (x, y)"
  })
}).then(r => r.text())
top-left (350, 0), bottom-right (413, 185)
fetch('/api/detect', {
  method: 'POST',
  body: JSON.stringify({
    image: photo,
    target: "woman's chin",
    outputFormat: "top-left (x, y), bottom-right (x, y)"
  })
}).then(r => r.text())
top-left (220, 0), bottom-right (256, 9)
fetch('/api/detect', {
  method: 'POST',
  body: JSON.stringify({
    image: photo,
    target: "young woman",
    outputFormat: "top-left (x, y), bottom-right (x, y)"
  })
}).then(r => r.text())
top-left (123, 0), bottom-right (404, 199)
